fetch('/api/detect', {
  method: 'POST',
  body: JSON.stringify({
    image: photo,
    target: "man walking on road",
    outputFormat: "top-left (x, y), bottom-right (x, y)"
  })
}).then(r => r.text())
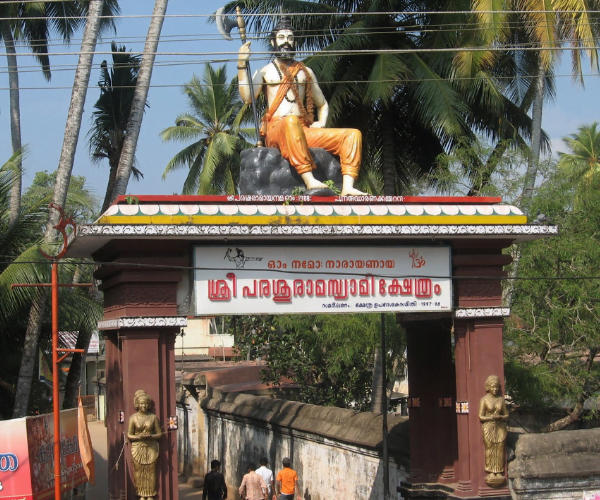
top-left (256, 457), bottom-right (275, 500)
top-left (275, 457), bottom-right (300, 500)
top-left (203, 460), bottom-right (227, 500)
top-left (239, 463), bottom-right (267, 500)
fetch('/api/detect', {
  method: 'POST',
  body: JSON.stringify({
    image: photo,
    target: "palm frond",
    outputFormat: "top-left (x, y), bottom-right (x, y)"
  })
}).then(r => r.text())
top-left (409, 54), bottom-right (469, 139)
top-left (162, 141), bottom-right (207, 178)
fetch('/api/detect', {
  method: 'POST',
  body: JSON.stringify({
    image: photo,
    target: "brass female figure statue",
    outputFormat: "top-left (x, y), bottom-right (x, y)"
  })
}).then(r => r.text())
top-left (128, 390), bottom-right (162, 499)
top-left (478, 375), bottom-right (509, 488)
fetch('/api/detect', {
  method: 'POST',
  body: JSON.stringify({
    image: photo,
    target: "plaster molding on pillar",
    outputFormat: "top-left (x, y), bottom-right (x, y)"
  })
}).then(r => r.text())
top-left (454, 307), bottom-right (510, 318)
top-left (78, 223), bottom-right (558, 238)
top-left (98, 316), bottom-right (188, 330)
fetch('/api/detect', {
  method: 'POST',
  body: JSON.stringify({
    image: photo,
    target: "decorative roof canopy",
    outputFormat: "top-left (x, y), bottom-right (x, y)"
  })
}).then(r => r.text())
top-left (66, 195), bottom-right (557, 257)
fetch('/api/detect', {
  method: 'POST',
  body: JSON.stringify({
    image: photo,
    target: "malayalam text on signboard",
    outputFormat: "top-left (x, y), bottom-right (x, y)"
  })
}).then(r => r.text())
top-left (194, 246), bottom-right (452, 315)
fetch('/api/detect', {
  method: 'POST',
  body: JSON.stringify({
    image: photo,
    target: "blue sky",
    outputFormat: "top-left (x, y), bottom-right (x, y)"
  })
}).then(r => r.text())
top-left (1, 1), bottom-right (599, 203)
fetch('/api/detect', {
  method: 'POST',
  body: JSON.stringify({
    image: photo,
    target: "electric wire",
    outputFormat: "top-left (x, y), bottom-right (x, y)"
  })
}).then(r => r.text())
top-left (2, 9), bottom-right (600, 20)
top-left (3, 71), bottom-right (599, 92)
top-left (3, 42), bottom-right (598, 58)
top-left (0, 257), bottom-right (597, 283)
top-left (1, 41), bottom-right (599, 91)
top-left (6, 17), bottom-right (600, 49)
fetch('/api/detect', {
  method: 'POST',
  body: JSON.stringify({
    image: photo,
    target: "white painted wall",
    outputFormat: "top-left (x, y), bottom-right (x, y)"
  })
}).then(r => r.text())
top-left (177, 387), bottom-right (409, 500)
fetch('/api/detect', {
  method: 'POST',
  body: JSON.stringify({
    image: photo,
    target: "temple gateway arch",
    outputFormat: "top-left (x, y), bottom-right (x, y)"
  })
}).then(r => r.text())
top-left (66, 194), bottom-right (555, 500)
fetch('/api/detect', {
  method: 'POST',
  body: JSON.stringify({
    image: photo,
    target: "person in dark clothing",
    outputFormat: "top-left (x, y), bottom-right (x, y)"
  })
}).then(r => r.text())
top-left (203, 459), bottom-right (227, 500)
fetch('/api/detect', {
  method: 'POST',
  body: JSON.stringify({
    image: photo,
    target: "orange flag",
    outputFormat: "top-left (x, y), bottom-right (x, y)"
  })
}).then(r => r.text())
top-left (77, 397), bottom-right (95, 484)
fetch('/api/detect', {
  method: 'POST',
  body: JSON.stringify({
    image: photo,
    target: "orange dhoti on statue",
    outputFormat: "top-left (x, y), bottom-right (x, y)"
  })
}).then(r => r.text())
top-left (264, 115), bottom-right (362, 179)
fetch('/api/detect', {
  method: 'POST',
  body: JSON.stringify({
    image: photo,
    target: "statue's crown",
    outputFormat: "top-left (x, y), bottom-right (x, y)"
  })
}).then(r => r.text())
top-left (272, 15), bottom-right (294, 35)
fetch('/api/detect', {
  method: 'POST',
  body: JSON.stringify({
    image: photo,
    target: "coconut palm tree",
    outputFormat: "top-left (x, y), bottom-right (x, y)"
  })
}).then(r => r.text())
top-left (464, 0), bottom-right (600, 208)
top-left (223, 0), bottom-right (536, 195)
top-left (0, 150), bottom-right (49, 416)
top-left (161, 64), bottom-right (254, 194)
top-left (3, 161), bottom-right (102, 417)
top-left (557, 122), bottom-right (600, 186)
top-left (0, 1), bottom-right (120, 224)
top-left (111, 0), bottom-right (169, 203)
top-left (12, 0), bottom-right (121, 418)
top-left (88, 42), bottom-right (145, 213)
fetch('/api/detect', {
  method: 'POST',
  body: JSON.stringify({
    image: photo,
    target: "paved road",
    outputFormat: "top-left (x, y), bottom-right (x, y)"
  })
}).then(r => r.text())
top-left (85, 420), bottom-right (202, 499)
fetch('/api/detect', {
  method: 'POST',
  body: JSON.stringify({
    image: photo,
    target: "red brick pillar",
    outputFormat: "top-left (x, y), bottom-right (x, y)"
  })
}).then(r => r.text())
top-left (95, 242), bottom-right (187, 500)
top-left (403, 317), bottom-right (457, 483)
top-left (103, 321), bottom-right (182, 500)
top-left (104, 330), bottom-right (124, 500)
top-left (452, 242), bottom-right (512, 497)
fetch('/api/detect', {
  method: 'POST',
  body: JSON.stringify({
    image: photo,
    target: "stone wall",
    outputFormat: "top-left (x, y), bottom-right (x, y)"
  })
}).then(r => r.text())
top-left (509, 427), bottom-right (600, 499)
top-left (176, 371), bottom-right (600, 500)
top-left (177, 380), bottom-right (409, 500)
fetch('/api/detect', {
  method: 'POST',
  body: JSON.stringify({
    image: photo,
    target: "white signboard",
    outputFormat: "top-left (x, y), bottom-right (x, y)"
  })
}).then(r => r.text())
top-left (194, 246), bottom-right (452, 315)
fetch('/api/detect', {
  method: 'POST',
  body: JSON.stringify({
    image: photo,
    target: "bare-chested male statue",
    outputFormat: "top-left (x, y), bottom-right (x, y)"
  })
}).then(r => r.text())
top-left (237, 16), bottom-right (365, 196)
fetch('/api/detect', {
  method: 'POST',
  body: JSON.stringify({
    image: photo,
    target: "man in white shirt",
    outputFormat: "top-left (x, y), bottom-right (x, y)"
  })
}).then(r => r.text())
top-left (256, 457), bottom-right (275, 500)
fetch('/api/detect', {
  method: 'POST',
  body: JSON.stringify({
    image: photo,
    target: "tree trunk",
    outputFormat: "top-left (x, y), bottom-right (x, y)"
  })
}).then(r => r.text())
top-left (101, 159), bottom-right (119, 213)
top-left (381, 106), bottom-right (396, 196)
top-left (62, 328), bottom-right (93, 409)
top-left (468, 140), bottom-right (509, 196)
top-left (49, 0), bottom-right (104, 231)
top-left (12, 1), bottom-right (104, 416)
top-left (505, 63), bottom-right (546, 309)
top-left (111, 0), bottom-right (169, 202)
top-left (2, 24), bottom-right (22, 226)
top-left (371, 350), bottom-right (383, 412)
top-left (542, 349), bottom-right (598, 432)
top-left (12, 291), bottom-right (48, 417)
top-left (502, 245), bottom-right (520, 308)
top-left (542, 396), bottom-right (586, 432)
top-left (521, 62), bottom-right (545, 213)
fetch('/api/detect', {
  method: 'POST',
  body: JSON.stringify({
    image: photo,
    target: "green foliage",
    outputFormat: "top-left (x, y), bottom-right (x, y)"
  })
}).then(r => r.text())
top-left (161, 64), bottom-right (254, 195)
top-left (0, 156), bottom-right (47, 417)
top-left (88, 41), bottom-right (144, 211)
top-left (0, 1), bottom-right (120, 79)
top-left (22, 170), bottom-right (99, 224)
top-left (125, 195), bottom-right (140, 205)
top-left (506, 171), bottom-right (600, 422)
top-left (429, 137), bottom-right (553, 200)
top-left (234, 313), bottom-right (405, 410)
top-left (227, 0), bottom-right (539, 195)
top-left (322, 179), bottom-right (341, 195)
top-left (0, 158), bottom-right (102, 417)
top-left (557, 122), bottom-right (600, 191)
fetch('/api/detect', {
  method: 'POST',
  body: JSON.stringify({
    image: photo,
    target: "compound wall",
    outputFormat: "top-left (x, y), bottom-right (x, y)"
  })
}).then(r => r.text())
top-left (177, 384), bottom-right (409, 500)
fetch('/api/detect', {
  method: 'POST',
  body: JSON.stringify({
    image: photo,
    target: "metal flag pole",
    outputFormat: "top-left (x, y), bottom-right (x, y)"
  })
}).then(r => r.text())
top-left (216, 6), bottom-right (263, 147)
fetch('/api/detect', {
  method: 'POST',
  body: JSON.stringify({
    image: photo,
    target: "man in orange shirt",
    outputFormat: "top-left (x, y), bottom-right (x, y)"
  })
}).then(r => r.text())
top-left (274, 457), bottom-right (300, 500)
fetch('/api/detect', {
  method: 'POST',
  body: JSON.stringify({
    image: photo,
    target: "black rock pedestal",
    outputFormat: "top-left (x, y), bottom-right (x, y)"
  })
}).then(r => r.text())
top-left (239, 147), bottom-right (342, 196)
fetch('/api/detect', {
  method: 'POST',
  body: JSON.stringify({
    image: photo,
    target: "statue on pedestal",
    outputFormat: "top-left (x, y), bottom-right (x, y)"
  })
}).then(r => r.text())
top-left (237, 15), bottom-right (366, 196)
top-left (478, 375), bottom-right (509, 488)
top-left (128, 390), bottom-right (162, 499)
